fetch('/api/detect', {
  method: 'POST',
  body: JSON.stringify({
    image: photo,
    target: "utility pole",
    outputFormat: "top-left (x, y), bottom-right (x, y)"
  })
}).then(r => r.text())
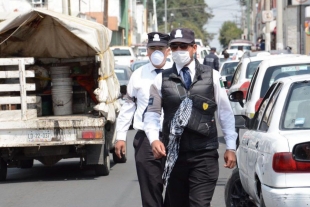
top-left (153, 0), bottom-right (158, 32)
top-left (68, 0), bottom-right (71, 15)
top-left (246, 0), bottom-right (250, 40)
top-left (103, 0), bottom-right (108, 27)
top-left (265, 0), bottom-right (271, 51)
top-left (276, 0), bottom-right (283, 49)
top-left (164, 0), bottom-right (167, 34)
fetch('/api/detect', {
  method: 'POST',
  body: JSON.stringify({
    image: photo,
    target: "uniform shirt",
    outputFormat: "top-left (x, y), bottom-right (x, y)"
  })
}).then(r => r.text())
top-left (144, 60), bottom-right (238, 150)
top-left (116, 61), bottom-right (173, 141)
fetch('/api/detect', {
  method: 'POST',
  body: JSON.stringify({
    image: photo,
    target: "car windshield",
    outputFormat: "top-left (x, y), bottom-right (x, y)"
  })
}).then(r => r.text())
top-left (115, 68), bottom-right (129, 80)
top-left (112, 49), bottom-right (131, 56)
top-left (230, 45), bottom-right (252, 50)
top-left (220, 62), bottom-right (238, 76)
top-left (246, 60), bottom-right (263, 79)
top-left (283, 81), bottom-right (310, 129)
top-left (261, 64), bottom-right (310, 98)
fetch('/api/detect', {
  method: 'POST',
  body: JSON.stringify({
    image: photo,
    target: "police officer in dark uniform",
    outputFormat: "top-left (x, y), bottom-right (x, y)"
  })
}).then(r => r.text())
top-left (203, 47), bottom-right (219, 71)
top-left (144, 28), bottom-right (237, 207)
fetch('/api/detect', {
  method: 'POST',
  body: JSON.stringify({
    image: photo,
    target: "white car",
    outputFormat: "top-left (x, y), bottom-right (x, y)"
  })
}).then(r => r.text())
top-left (225, 74), bottom-right (310, 207)
top-left (195, 45), bottom-right (209, 64)
top-left (228, 55), bottom-right (275, 116)
top-left (111, 46), bottom-right (137, 67)
top-left (218, 60), bottom-right (239, 88)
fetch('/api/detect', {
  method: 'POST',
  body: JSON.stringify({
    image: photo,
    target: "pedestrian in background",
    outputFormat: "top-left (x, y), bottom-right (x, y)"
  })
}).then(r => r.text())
top-left (114, 32), bottom-right (172, 207)
top-left (203, 47), bottom-right (219, 71)
top-left (144, 28), bottom-right (237, 207)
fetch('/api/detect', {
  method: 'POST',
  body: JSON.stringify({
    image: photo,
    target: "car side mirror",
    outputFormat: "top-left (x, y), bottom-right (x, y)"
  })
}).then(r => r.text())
top-left (229, 91), bottom-right (244, 107)
top-left (235, 115), bottom-right (253, 129)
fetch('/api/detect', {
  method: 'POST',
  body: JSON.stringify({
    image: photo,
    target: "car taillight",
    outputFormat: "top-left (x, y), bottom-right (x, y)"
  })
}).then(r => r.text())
top-left (273, 152), bottom-right (310, 173)
top-left (82, 130), bottom-right (103, 139)
top-left (130, 59), bottom-right (134, 64)
top-left (239, 81), bottom-right (250, 99)
top-left (226, 81), bottom-right (231, 88)
top-left (255, 98), bottom-right (263, 112)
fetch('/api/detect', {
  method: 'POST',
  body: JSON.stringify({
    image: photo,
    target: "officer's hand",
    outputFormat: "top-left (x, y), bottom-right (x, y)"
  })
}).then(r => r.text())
top-left (151, 140), bottom-right (166, 159)
top-left (224, 150), bottom-right (237, 169)
top-left (115, 140), bottom-right (126, 159)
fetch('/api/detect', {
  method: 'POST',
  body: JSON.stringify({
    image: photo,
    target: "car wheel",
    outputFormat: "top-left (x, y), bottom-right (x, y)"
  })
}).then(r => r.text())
top-left (20, 159), bottom-right (34, 168)
top-left (95, 143), bottom-right (110, 176)
top-left (0, 158), bottom-right (7, 181)
top-left (260, 188), bottom-right (266, 207)
top-left (225, 168), bottom-right (255, 207)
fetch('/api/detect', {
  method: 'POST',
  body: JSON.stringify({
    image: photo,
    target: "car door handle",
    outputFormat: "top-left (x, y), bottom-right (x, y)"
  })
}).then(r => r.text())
top-left (255, 142), bottom-right (259, 149)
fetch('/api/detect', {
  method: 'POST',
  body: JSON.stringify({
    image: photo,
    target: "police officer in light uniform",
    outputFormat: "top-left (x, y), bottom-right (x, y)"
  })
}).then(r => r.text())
top-left (144, 28), bottom-right (237, 207)
top-left (114, 32), bottom-right (172, 207)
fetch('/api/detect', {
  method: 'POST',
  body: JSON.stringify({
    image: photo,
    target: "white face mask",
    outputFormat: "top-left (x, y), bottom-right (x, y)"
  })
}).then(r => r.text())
top-left (172, 51), bottom-right (191, 68)
top-left (150, 50), bottom-right (165, 66)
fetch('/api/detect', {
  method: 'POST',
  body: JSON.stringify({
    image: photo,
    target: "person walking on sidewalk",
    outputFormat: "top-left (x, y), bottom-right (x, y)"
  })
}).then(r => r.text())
top-left (114, 32), bottom-right (172, 207)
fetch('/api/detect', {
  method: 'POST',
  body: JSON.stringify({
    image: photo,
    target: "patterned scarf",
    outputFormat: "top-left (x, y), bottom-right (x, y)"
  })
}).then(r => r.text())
top-left (162, 97), bottom-right (193, 187)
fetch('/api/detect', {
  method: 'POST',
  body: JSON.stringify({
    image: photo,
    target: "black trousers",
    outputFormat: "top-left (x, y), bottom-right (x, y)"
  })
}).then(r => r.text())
top-left (133, 130), bottom-right (165, 207)
top-left (164, 149), bottom-right (219, 207)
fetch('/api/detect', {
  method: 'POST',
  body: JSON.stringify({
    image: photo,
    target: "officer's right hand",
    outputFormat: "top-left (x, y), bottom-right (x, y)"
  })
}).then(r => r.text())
top-left (115, 140), bottom-right (126, 159)
top-left (151, 140), bottom-right (166, 159)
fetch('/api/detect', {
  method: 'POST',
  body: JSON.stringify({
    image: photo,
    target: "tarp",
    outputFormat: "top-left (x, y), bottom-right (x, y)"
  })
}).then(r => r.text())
top-left (0, 9), bottom-right (120, 122)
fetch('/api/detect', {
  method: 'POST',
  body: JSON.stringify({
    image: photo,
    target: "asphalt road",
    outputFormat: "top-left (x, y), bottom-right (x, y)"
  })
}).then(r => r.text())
top-left (0, 126), bottom-right (233, 207)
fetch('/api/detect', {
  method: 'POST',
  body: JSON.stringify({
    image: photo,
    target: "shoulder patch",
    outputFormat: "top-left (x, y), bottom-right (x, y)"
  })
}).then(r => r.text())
top-left (148, 97), bottom-right (154, 105)
top-left (219, 77), bottom-right (224, 88)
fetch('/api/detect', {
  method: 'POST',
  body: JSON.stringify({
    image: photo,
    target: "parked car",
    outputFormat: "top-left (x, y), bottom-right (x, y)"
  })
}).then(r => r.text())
top-left (228, 39), bottom-right (254, 51)
top-left (131, 59), bottom-right (150, 71)
top-left (225, 74), bottom-right (310, 207)
top-left (195, 45), bottom-right (209, 64)
top-left (227, 55), bottom-right (274, 116)
top-left (115, 65), bottom-right (133, 106)
top-left (111, 46), bottom-right (136, 67)
top-left (218, 60), bottom-right (239, 88)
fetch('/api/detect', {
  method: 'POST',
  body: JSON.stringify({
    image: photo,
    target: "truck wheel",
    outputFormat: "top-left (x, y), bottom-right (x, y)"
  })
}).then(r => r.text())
top-left (95, 144), bottom-right (110, 176)
top-left (225, 168), bottom-right (255, 207)
top-left (0, 158), bottom-right (7, 181)
top-left (20, 159), bottom-right (34, 168)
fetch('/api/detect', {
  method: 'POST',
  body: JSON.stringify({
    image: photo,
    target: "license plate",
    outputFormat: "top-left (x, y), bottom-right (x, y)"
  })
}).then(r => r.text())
top-left (27, 130), bottom-right (52, 142)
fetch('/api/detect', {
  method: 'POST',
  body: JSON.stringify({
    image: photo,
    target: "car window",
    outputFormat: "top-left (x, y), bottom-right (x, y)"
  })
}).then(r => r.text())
top-left (259, 83), bottom-right (282, 131)
top-left (282, 81), bottom-right (310, 129)
top-left (112, 49), bottom-right (132, 56)
top-left (246, 66), bottom-right (260, 101)
top-left (115, 68), bottom-right (130, 80)
top-left (260, 64), bottom-right (310, 98)
top-left (252, 83), bottom-right (279, 130)
top-left (245, 60), bottom-right (262, 79)
top-left (132, 61), bottom-right (149, 71)
top-left (220, 62), bottom-right (238, 76)
top-left (231, 63), bottom-right (242, 85)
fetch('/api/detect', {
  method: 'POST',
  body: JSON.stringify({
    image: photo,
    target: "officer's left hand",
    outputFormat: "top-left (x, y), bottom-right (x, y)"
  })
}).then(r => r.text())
top-left (223, 150), bottom-right (237, 169)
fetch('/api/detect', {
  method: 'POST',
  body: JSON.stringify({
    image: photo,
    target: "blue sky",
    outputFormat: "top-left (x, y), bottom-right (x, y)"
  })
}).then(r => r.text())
top-left (204, 0), bottom-right (242, 51)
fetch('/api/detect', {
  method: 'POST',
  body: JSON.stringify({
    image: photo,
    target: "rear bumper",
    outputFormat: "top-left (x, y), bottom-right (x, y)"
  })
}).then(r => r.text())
top-left (262, 184), bottom-right (310, 207)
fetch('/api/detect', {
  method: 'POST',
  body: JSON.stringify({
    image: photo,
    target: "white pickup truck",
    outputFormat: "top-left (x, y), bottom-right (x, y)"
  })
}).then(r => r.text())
top-left (0, 9), bottom-right (121, 181)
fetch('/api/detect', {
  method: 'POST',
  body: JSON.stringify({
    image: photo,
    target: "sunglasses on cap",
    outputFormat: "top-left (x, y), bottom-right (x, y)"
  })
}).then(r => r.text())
top-left (169, 43), bottom-right (193, 51)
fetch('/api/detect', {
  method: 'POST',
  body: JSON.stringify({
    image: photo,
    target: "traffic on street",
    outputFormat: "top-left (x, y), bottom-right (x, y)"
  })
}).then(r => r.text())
top-left (0, 0), bottom-right (310, 207)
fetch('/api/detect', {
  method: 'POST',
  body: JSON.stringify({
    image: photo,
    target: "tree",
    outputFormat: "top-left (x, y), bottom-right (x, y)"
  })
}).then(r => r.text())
top-left (218, 21), bottom-right (243, 48)
top-left (147, 0), bottom-right (214, 46)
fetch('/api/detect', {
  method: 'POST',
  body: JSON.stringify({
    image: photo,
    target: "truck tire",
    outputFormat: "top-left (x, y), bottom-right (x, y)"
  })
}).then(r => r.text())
top-left (0, 158), bottom-right (7, 181)
top-left (225, 168), bottom-right (255, 207)
top-left (94, 143), bottom-right (110, 176)
top-left (20, 159), bottom-right (34, 168)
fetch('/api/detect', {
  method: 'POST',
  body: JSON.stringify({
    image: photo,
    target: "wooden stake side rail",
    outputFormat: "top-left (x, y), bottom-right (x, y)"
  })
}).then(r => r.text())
top-left (0, 58), bottom-right (36, 121)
